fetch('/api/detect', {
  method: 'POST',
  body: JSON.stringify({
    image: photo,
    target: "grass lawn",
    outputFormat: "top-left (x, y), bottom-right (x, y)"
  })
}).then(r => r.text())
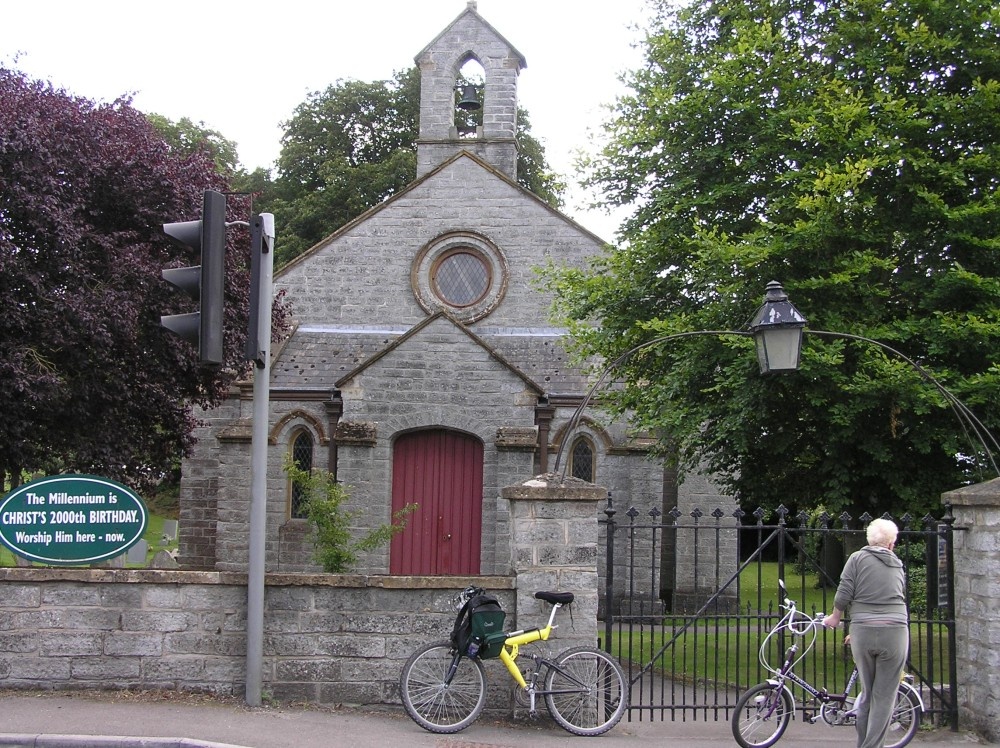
top-left (610, 562), bottom-right (939, 693)
top-left (611, 563), bottom-right (854, 690)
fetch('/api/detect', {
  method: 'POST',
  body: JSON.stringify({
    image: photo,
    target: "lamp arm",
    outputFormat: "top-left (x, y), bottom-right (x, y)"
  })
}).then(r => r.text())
top-left (552, 330), bottom-right (751, 481)
top-left (807, 330), bottom-right (999, 477)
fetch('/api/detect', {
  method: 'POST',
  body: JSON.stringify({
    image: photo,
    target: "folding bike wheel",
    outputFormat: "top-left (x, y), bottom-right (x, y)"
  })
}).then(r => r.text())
top-left (399, 641), bottom-right (486, 734)
top-left (732, 682), bottom-right (794, 748)
top-left (543, 646), bottom-right (628, 736)
top-left (884, 684), bottom-right (921, 748)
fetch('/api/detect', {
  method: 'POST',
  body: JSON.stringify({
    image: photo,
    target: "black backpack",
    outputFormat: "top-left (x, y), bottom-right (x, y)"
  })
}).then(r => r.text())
top-left (451, 592), bottom-right (506, 659)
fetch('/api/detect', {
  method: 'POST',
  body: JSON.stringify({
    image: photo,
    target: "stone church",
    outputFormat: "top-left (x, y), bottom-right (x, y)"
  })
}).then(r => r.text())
top-left (177, 3), bottom-right (726, 599)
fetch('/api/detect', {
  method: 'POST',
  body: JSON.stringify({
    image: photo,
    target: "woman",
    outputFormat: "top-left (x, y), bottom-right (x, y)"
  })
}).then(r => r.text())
top-left (822, 518), bottom-right (908, 748)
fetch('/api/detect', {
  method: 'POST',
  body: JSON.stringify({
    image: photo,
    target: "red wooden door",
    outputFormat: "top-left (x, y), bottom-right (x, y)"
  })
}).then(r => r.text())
top-left (390, 429), bottom-right (483, 575)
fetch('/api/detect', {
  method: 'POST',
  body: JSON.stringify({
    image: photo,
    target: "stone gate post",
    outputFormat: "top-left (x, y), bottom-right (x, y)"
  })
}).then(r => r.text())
top-left (501, 475), bottom-right (606, 653)
top-left (941, 478), bottom-right (1000, 742)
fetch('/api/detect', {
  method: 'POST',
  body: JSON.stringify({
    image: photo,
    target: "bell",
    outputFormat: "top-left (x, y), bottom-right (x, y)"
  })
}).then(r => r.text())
top-left (457, 84), bottom-right (481, 111)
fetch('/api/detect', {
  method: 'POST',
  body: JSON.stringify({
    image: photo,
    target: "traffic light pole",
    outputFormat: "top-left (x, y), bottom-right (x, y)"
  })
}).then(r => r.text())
top-left (246, 213), bottom-right (274, 707)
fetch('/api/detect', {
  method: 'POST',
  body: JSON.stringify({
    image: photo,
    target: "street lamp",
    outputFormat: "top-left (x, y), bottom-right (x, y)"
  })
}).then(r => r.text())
top-left (552, 281), bottom-right (792, 478)
top-left (749, 280), bottom-right (807, 374)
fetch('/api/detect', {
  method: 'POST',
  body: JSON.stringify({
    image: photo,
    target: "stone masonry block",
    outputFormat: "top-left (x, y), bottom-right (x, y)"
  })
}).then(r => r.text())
top-left (120, 610), bottom-right (197, 633)
top-left (71, 656), bottom-right (141, 680)
top-left (4, 584), bottom-right (40, 607)
top-left (144, 585), bottom-right (185, 608)
top-left (7, 657), bottom-right (71, 680)
top-left (514, 519), bottom-right (566, 545)
top-left (275, 658), bottom-right (342, 682)
top-left (182, 586), bottom-right (245, 610)
top-left (37, 632), bottom-right (103, 656)
top-left (142, 657), bottom-right (207, 681)
top-left (0, 632), bottom-right (37, 653)
top-left (164, 632), bottom-right (247, 657)
top-left (104, 631), bottom-right (164, 656)
top-left (41, 586), bottom-right (101, 606)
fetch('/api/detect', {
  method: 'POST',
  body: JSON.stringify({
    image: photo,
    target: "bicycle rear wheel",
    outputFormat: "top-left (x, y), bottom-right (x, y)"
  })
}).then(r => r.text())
top-left (543, 646), bottom-right (628, 736)
top-left (399, 640), bottom-right (487, 733)
top-left (884, 684), bottom-right (921, 748)
top-left (732, 682), bottom-right (794, 748)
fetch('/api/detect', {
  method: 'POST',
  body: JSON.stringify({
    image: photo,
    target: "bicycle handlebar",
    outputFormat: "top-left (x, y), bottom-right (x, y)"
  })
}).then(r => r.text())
top-left (758, 581), bottom-right (833, 672)
top-left (453, 585), bottom-right (486, 611)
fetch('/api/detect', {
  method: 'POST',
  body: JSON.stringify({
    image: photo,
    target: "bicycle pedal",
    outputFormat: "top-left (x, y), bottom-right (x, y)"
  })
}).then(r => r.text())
top-left (528, 709), bottom-right (540, 721)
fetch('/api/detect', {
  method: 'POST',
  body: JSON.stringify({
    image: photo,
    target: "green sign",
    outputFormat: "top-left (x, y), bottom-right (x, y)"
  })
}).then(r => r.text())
top-left (0, 474), bottom-right (148, 565)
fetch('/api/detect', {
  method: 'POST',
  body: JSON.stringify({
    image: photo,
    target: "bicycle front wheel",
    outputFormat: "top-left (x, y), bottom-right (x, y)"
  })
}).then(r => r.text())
top-left (543, 646), bottom-right (628, 736)
top-left (399, 641), bottom-right (487, 734)
top-left (884, 684), bottom-right (921, 748)
top-left (732, 682), bottom-right (794, 748)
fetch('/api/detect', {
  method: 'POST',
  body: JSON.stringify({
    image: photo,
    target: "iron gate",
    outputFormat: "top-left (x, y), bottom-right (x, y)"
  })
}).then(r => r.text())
top-left (600, 497), bottom-right (958, 727)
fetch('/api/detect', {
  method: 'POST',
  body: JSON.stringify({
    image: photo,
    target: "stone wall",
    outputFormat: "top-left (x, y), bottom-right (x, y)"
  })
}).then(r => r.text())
top-left (0, 569), bottom-right (514, 705)
top-left (942, 478), bottom-right (1000, 742)
top-left (0, 476), bottom-right (605, 707)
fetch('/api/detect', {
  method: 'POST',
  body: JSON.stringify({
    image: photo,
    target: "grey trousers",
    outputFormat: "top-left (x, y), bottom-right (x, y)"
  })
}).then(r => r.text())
top-left (849, 623), bottom-right (909, 748)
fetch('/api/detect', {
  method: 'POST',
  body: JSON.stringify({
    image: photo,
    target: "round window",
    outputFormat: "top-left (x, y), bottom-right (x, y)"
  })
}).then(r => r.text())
top-left (412, 232), bottom-right (508, 323)
top-left (432, 250), bottom-right (491, 307)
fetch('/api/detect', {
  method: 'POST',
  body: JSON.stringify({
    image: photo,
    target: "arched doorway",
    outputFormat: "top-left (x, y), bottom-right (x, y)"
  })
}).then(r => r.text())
top-left (390, 428), bottom-right (483, 575)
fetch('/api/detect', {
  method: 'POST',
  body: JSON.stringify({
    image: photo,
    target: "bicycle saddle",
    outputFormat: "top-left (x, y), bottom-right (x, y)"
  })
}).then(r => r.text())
top-left (535, 591), bottom-right (575, 605)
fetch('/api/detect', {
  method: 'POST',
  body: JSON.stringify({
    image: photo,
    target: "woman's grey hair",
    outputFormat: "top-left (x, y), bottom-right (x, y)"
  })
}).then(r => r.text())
top-left (867, 517), bottom-right (899, 547)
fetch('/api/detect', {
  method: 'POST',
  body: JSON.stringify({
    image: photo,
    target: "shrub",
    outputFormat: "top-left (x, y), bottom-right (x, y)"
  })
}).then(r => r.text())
top-left (284, 458), bottom-right (416, 573)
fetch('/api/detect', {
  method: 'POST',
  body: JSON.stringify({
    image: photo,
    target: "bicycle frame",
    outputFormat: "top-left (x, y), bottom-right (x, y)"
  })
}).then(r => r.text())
top-left (497, 600), bottom-right (562, 688)
top-left (755, 587), bottom-right (925, 723)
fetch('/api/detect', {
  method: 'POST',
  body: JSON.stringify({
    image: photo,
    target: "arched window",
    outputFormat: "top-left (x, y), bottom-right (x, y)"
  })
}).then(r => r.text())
top-left (570, 437), bottom-right (595, 483)
top-left (289, 430), bottom-right (314, 519)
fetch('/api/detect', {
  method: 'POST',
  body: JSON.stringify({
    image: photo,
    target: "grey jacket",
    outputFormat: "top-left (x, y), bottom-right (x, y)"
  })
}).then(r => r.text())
top-left (834, 545), bottom-right (908, 625)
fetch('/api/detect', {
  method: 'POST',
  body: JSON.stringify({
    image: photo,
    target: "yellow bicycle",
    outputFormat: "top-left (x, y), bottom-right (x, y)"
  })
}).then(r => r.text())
top-left (400, 587), bottom-right (628, 736)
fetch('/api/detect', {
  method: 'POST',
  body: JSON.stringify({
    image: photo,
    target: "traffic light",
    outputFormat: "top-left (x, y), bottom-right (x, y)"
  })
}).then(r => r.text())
top-left (161, 190), bottom-right (226, 365)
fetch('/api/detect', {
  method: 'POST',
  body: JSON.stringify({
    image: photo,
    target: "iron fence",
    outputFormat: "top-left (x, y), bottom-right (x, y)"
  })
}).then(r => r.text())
top-left (600, 497), bottom-right (957, 727)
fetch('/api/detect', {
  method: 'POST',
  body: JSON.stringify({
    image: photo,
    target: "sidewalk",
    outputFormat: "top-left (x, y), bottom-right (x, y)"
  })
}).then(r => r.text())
top-left (0, 691), bottom-right (986, 748)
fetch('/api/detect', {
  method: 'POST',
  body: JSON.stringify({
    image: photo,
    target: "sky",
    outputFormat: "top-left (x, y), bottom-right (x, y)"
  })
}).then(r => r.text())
top-left (1, 0), bottom-right (653, 241)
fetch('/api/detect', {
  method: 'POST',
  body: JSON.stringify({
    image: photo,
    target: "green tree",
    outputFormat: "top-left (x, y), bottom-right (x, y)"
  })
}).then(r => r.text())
top-left (265, 67), bottom-right (564, 265)
top-left (546, 0), bottom-right (1000, 518)
top-left (149, 115), bottom-right (279, 216)
top-left (147, 114), bottom-right (241, 177)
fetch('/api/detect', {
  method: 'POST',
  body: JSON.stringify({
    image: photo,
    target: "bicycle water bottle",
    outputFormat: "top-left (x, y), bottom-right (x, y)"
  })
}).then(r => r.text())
top-left (466, 639), bottom-right (480, 658)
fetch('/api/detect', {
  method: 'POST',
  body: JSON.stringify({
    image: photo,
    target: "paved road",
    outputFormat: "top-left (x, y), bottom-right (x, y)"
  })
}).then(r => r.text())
top-left (0, 691), bottom-right (987, 748)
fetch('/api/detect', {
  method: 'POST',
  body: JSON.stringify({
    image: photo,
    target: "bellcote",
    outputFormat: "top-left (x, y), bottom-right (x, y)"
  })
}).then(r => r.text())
top-left (414, 1), bottom-right (526, 179)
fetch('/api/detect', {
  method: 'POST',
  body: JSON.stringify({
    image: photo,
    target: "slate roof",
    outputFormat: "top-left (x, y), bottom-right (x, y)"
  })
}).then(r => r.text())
top-left (269, 322), bottom-right (591, 395)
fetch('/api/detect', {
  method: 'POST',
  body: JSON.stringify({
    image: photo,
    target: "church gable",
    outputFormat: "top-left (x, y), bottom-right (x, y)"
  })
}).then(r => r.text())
top-left (334, 314), bottom-right (541, 440)
top-left (276, 153), bottom-right (605, 332)
top-left (336, 313), bottom-right (543, 413)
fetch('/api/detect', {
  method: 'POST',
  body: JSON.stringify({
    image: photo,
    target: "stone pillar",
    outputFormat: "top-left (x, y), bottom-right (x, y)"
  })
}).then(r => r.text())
top-left (941, 478), bottom-right (1000, 742)
top-left (501, 474), bottom-right (606, 653)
